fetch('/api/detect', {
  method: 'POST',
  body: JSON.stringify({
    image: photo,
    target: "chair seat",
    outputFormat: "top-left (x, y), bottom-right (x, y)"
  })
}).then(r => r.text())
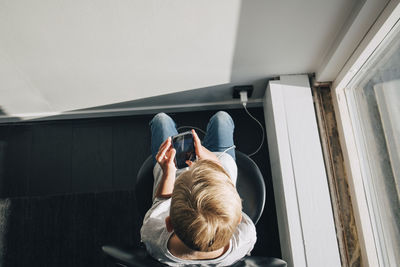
top-left (231, 256), bottom-right (287, 267)
top-left (102, 245), bottom-right (164, 267)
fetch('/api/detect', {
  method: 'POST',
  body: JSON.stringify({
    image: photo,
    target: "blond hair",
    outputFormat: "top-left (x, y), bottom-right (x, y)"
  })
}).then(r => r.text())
top-left (170, 159), bottom-right (242, 252)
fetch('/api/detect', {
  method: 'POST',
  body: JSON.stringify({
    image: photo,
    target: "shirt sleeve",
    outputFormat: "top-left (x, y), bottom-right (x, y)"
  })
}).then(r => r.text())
top-left (235, 213), bottom-right (257, 256)
top-left (140, 198), bottom-right (171, 255)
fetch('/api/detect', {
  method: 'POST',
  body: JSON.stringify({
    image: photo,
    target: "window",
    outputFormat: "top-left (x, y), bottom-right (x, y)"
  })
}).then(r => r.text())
top-left (345, 21), bottom-right (400, 267)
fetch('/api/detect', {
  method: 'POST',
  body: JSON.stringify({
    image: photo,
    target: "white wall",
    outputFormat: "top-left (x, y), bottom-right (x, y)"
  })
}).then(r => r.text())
top-left (0, 0), bottom-right (373, 121)
top-left (0, 0), bottom-right (240, 117)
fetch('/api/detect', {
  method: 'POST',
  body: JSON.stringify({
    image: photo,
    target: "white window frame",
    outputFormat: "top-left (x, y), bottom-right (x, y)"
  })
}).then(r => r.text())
top-left (332, 1), bottom-right (400, 266)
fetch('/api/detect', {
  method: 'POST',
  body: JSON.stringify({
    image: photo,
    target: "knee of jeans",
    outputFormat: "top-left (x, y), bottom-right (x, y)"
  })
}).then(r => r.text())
top-left (211, 111), bottom-right (234, 127)
top-left (151, 112), bottom-right (171, 124)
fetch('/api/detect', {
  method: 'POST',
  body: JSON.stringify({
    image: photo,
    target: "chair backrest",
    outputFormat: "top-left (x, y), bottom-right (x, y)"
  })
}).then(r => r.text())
top-left (235, 151), bottom-right (266, 224)
top-left (102, 246), bottom-right (288, 267)
top-left (136, 151), bottom-right (266, 224)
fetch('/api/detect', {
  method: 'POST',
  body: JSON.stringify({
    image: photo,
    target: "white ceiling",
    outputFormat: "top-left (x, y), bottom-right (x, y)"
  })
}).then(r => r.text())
top-left (0, 0), bottom-right (388, 120)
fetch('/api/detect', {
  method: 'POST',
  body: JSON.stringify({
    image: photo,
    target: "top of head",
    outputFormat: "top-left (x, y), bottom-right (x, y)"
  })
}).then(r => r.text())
top-left (170, 160), bottom-right (242, 252)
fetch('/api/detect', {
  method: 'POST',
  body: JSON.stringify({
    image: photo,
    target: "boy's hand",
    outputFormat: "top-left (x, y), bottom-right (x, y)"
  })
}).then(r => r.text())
top-left (155, 137), bottom-right (177, 198)
top-left (156, 137), bottom-right (177, 176)
top-left (190, 129), bottom-right (220, 165)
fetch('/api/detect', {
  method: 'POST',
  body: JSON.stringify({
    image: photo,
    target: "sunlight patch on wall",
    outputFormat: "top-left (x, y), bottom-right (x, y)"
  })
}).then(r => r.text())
top-left (0, 0), bottom-right (241, 117)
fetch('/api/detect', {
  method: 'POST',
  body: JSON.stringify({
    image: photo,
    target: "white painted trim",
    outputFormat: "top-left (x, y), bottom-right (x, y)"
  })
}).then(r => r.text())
top-left (317, 0), bottom-right (389, 82)
top-left (0, 98), bottom-right (263, 123)
top-left (264, 81), bottom-right (306, 267)
top-left (333, 0), bottom-right (400, 90)
top-left (331, 1), bottom-right (400, 266)
top-left (332, 88), bottom-right (379, 267)
top-left (264, 75), bottom-right (341, 267)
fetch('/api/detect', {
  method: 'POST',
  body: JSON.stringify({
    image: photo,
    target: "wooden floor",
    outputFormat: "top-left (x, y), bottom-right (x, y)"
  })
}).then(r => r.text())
top-left (0, 107), bottom-right (281, 258)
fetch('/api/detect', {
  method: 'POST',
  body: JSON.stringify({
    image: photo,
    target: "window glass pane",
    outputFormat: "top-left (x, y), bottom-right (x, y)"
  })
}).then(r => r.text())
top-left (345, 22), bottom-right (400, 267)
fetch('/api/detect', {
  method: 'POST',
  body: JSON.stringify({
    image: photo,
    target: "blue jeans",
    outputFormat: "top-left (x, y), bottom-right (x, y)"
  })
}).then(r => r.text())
top-left (150, 111), bottom-right (236, 165)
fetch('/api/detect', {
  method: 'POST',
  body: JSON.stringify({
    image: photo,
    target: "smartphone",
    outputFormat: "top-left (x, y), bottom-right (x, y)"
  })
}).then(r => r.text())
top-left (172, 131), bottom-right (196, 169)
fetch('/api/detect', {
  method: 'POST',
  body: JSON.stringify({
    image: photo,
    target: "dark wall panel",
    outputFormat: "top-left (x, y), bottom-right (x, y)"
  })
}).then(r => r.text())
top-left (112, 118), bottom-right (151, 190)
top-left (71, 125), bottom-right (113, 192)
top-left (0, 126), bottom-right (31, 197)
top-left (30, 125), bottom-right (72, 195)
top-left (0, 132), bottom-right (6, 197)
top-left (1, 191), bottom-right (140, 267)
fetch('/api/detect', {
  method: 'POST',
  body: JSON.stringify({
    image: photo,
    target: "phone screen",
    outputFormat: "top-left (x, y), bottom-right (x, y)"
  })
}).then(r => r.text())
top-left (172, 132), bottom-right (196, 169)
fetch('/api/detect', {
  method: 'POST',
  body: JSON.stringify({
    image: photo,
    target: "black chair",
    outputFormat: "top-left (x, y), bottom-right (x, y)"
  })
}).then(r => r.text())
top-left (103, 151), bottom-right (287, 267)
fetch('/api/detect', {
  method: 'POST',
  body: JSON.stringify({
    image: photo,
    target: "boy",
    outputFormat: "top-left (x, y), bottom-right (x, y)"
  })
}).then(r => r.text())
top-left (140, 111), bottom-right (257, 266)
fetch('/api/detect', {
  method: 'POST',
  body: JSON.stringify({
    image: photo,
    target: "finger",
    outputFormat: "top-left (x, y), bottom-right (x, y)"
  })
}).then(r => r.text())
top-left (185, 160), bottom-right (193, 167)
top-left (157, 137), bottom-right (171, 155)
top-left (156, 149), bottom-right (166, 163)
top-left (192, 129), bottom-right (199, 141)
top-left (156, 152), bottom-right (165, 163)
top-left (156, 138), bottom-right (172, 162)
top-left (158, 137), bottom-right (171, 153)
top-left (167, 148), bottom-right (176, 164)
top-left (192, 129), bottom-right (202, 155)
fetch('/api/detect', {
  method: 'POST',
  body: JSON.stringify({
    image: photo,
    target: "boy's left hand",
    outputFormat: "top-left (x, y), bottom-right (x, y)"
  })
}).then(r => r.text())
top-left (190, 129), bottom-right (220, 164)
